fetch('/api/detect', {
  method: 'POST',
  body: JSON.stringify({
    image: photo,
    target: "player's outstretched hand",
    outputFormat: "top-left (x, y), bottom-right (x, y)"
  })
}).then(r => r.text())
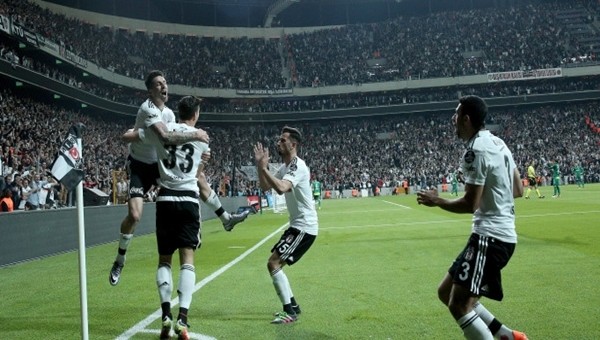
top-left (253, 142), bottom-right (269, 169)
top-left (416, 188), bottom-right (439, 207)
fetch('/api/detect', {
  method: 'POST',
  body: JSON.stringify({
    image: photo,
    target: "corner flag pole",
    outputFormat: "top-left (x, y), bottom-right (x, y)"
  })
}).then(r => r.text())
top-left (76, 136), bottom-right (89, 340)
top-left (50, 123), bottom-right (88, 338)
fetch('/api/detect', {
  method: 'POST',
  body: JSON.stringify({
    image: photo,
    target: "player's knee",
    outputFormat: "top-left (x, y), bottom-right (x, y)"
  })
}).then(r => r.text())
top-left (267, 256), bottom-right (283, 272)
top-left (127, 198), bottom-right (144, 223)
top-left (447, 299), bottom-right (470, 319)
top-left (445, 287), bottom-right (473, 318)
top-left (437, 286), bottom-right (450, 306)
top-left (267, 259), bottom-right (277, 272)
top-left (128, 210), bottom-right (142, 224)
top-left (267, 262), bottom-right (280, 275)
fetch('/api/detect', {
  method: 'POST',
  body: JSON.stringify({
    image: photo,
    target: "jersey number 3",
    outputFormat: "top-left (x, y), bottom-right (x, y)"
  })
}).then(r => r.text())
top-left (162, 144), bottom-right (194, 173)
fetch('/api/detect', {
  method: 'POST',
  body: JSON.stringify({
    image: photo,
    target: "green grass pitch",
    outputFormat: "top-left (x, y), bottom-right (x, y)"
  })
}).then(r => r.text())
top-left (1, 184), bottom-right (599, 339)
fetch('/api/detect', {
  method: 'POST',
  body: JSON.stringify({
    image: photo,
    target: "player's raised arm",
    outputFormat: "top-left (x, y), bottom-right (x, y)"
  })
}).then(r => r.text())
top-left (150, 122), bottom-right (209, 144)
top-left (254, 142), bottom-right (272, 191)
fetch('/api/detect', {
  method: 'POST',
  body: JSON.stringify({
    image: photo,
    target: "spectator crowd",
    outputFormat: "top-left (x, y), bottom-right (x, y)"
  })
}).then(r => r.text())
top-left (3, 38), bottom-right (600, 116)
top-left (1, 0), bottom-right (600, 90)
top-left (1, 0), bottom-right (600, 117)
top-left (0, 89), bottom-right (130, 211)
top-left (1, 0), bottom-right (600, 212)
top-left (2, 87), bottom-right (598, 213)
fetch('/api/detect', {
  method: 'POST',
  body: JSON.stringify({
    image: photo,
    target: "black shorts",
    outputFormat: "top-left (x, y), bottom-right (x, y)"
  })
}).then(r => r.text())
top-left (313, 194), bottom-right (320, 200)
top-left (528, 177), bottom-right (537, 187)
top-left (155, 189), bottom-right (201, 256)
top-left (271, 227), bottom-right (316, 266)
top-left (448, 233), bottom-right (515, 301)
top-left (127, 156), bottom-right (159, 198)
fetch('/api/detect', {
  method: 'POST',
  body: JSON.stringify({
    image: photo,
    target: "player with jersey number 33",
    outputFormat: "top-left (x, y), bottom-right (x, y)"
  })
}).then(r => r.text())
top-left (122, 96), bottom-right (210, 339)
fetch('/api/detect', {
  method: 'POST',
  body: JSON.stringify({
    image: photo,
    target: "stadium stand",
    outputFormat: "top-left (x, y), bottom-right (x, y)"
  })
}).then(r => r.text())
top-left (0, 0), bottom-right (599, 212)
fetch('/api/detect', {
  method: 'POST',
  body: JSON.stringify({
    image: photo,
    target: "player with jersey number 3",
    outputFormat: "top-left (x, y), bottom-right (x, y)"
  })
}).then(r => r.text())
top-left (253, 126), bottom-right (318, 324)
top-left (416, 96), bottom-right (528, 340)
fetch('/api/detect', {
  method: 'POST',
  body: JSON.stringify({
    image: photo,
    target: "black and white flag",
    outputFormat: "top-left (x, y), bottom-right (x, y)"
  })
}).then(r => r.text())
top-left (51, 124), bottom-right (85, 191)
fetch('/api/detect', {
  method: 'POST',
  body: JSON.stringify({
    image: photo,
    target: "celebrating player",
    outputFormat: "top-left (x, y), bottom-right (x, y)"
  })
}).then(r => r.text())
top-left (253, 127), bottom-right (318, 324)
top-left (417, 96), bottom-right (528, 340)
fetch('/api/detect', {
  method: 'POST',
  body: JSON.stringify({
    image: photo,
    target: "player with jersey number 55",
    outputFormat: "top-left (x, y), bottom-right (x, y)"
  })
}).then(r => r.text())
top-left (253, 126), bottom-right (318, 324)
top-left (417, 96), bottom-right (528, 340)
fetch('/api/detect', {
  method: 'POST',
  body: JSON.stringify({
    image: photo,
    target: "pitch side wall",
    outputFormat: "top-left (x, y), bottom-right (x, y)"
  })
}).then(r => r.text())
top-left (0, 197), bottom-right (247, 267)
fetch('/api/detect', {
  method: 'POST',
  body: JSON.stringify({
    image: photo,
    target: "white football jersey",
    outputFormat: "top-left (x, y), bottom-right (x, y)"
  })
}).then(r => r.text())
top-left (141, 122), bottom-right (208, 197)
top-left (129, 99), bottom-right (175, 164)
top-left (461, 130), bottom-right (518, 243)
top-left (275, 156), bottom-right (319, 235)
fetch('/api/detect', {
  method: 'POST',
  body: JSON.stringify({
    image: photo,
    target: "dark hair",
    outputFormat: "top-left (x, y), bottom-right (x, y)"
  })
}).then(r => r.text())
top-left (459, 95), bottom-right (487, 130)
top-left (282, 126), bottom-right (302, 144)
top-left (145, 70), bottom-right (164, 90)
top-left (2, 188), bottom-right (11, 197)
top-left (177, 96), bottom-right (202, 120)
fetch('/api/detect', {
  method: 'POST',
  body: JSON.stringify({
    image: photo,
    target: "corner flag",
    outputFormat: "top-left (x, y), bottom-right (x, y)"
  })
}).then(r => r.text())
top-left (51, 123), bottom-right (85, 190)
top-left (51, 122), bottom-right (90, 339)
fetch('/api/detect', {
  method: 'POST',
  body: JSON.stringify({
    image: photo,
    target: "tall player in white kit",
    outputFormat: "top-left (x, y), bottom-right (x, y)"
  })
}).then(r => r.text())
top-left (417, 96), bottom-right (528, 340)
top-left (110, 71), bottom-right (248, 286)
top-left (109, 70), bottom-right (209, 286)
top-left (254, 126), bottom-right (318, 324)
top-left (123, 96), bottom-right (206, 339)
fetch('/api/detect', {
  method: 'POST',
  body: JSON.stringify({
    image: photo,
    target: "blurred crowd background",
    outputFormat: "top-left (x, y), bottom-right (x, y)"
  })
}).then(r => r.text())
top-left (0, 0), bottom-right (599, 211)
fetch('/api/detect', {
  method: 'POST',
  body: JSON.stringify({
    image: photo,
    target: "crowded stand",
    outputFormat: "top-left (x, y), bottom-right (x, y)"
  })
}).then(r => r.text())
top-left (1, 0), bottom-right (600, 89)
top-left (0, 88), bottom-right (130, 209)
top-left (2, 38), bottom-right (600, 114)
top-left (1, 85), bottom-right (599, 211)
top-left (1, 0), bottom-right (600, 212)
top-left (0, 0), bottom-right (285, 90)
top-left (199, 76), bottom-right (600, 114)
top-left (1, 0), bottom-right (600, 114)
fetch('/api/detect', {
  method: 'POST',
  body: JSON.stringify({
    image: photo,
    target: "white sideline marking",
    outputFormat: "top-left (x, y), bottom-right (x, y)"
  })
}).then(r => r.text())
top-left (321, 219), bottom-right (463, 230)
top-left (116, 222), bottom-right (290, 340)
top-left (320, 210), bottom-right (600, 231)
top-left (382, 200), bottom-right (412, 209)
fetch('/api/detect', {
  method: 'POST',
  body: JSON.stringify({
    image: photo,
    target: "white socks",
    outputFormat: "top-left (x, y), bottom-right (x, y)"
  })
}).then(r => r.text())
top-left (116, 233), bottom-right (133, 264)
top-left (178, 264), bottom-right (196, 310)
top-left (457, 310), bottom-right (494, 340)
top-left (156, 263), bottom-right (173, 304)
top-left (204, 190), bottom-right (231, 223)
top-left (271, 268), bottom-right (292, 305)
top-left (473, 302), bottom-right (514, 339)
